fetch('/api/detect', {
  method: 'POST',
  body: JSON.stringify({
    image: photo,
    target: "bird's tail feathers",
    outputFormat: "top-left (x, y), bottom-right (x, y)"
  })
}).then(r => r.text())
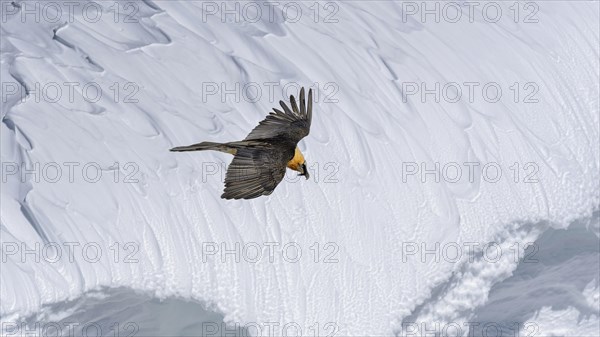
top-left (170, 141), bottom-right (236, 154)
top-left (170, 140), bottom-right (271, 154)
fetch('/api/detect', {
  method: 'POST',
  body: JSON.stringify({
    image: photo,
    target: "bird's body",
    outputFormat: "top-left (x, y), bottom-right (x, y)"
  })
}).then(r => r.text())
top-left (171, 87), bottom-right (313, 200)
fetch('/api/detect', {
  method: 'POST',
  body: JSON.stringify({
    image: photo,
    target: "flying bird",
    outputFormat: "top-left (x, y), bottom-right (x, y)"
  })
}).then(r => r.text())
top-left (171, 87), bottom-right (313, 200)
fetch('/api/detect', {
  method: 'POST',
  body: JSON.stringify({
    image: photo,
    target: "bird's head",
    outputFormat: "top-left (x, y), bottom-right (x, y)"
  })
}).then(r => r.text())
top-left (298, 161), bottom-right (309, 180)
top-left (288, 147), bottom-right (309, 180)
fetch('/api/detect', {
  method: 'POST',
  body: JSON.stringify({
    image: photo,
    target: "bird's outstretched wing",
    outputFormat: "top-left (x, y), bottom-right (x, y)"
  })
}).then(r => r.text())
top-left (244, 87), bottom-right (313, 143)
top-left (222, 147), bottom-right (287, 200)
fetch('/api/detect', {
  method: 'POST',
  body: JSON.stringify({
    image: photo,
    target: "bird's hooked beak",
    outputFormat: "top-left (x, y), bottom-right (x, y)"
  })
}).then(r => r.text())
top-left (298, 162), bottom-right (309, 180)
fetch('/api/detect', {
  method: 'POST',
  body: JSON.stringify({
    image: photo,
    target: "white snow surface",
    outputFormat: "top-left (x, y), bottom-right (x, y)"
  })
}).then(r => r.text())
top-left (1, 1), bottom-right (599, 336)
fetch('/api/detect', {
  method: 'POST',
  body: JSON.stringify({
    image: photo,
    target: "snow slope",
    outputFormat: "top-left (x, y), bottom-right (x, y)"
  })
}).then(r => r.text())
top-left (1, 1), bottom-right (599, 336)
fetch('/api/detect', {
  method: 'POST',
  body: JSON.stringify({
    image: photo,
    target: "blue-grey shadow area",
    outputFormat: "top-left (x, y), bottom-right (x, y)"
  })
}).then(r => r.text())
top-left (9, 287), bottom-right (247, 336)
top-left (471, 212), bottom-right (600, 337)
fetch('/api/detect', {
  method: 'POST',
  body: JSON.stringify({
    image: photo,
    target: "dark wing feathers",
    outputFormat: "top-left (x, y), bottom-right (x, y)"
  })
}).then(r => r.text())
top-left (244, 88), bottom-right (313, 143)
top-left (221, 148), bottom-right (287, 200)
top-left (289, 94), bottom-right (300, 114)
top-left (280, 99), bottom-right (294, 115)
top-left (307, 89), bottom-right (312, 124)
